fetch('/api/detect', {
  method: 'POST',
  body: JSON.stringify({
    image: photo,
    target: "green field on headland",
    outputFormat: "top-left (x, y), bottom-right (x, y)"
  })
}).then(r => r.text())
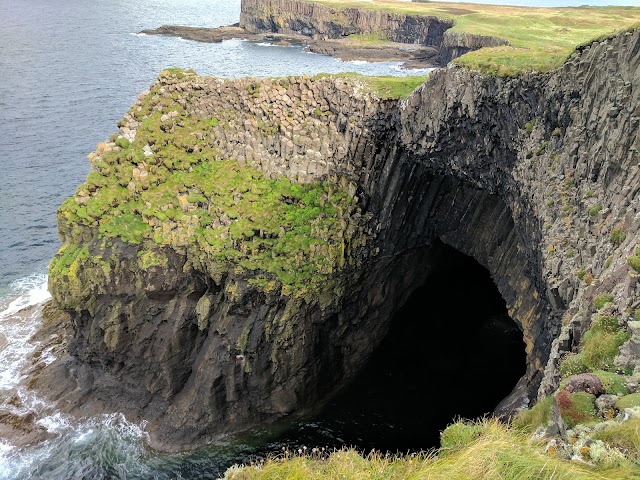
top-left (314, 73), bottom-right (429, 99)
top-left (312, 0), bottom-right (640, 74)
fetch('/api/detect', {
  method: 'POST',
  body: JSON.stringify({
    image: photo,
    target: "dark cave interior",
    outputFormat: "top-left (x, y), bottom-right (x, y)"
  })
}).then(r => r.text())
top-left (270, 241), bottom-right (527, 453)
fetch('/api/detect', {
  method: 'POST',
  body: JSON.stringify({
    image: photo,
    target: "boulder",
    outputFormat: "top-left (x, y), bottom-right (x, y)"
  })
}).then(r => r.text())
top-left (564, 373), bottom-right (605, 396)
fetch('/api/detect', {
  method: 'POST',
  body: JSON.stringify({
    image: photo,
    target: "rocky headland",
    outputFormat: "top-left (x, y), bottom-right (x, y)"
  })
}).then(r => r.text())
top-left (141, 0), bottom-right (504, 69)
top-left (18, 0), bottom-right (640, 474)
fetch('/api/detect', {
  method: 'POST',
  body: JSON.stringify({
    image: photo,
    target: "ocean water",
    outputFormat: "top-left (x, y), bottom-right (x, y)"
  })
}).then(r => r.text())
top-left (0, 0), bottom-right (636, 477)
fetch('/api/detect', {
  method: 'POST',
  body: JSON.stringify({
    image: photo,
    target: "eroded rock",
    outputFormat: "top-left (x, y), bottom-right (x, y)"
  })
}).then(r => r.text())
top-left (35, 29), bottom-right (640, 451)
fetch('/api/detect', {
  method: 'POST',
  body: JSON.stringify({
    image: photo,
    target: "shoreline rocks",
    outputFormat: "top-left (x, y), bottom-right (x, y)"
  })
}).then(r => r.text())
top-left (140, 24), bottom-right (441, 69)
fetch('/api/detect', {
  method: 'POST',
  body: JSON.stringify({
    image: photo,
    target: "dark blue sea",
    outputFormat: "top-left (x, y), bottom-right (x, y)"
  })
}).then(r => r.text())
top-left (0, 0), bottom-right (637, 477)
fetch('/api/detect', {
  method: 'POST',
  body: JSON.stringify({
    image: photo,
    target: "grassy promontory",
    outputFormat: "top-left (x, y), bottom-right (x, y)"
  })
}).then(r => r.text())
top-left (51, 70), bottom-right (379, 297)
top-left (310, 0), bottom-right (640, 75)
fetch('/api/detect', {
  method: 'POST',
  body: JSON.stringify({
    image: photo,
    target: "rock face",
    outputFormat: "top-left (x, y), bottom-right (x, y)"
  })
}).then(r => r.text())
top-left (142, 0), bottom-right (507, 68)
top-left (41, 29), bottom-right (640, 451)
top-left (240, 0), bottom-right (452, 44)
top-left (239, 0), bottom-right (507, 64)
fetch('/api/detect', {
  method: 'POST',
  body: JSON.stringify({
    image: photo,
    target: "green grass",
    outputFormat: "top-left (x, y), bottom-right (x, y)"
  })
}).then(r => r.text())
top-left (115, 137), bottom-right (130, 149)
top-left (628, 256), bottom-right (640, 273)
top-left (53, 71), bottom-right (372, 296)
top-left (581, 316), bottom-right (630, 371)
top-left (595, 294), bottom-right (614, 310)
top-left (594, 417), bottom-right (640, 462)
top-left (512, 396), bottom-right (553, 434)
top-left (309, 0), bottom-right (640, 75)
top-left (313, 72), bottom-right (428, 99)
top-left (611, 227), bottom-right (626, 247)
top-left (224, 418), bottom-right (636, 479)
top-left (556, 390), bottom-right (598, 428)
top-left (616, 393), bottom-right (640, 410)
top-left (560, 315), bottom-right (630, 376)
top-left (591, 370), bottom-right (630, 396)
top-left (589, 204), bottom-right (603, 217)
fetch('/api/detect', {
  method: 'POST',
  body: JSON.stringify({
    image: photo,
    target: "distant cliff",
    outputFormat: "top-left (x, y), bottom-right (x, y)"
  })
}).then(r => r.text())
top-left (37, 28), bottom-right (640, 454)
top-left (239, 0), bottom-right (507, 64)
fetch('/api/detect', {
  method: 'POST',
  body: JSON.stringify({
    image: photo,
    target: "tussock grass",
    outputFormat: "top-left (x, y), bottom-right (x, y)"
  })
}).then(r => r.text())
top-left (512, 396), bottom-right (553, 434)
top-left (595, 417), bottom-right (640, 462)
top-left (560, 315), bottom-right (630, 376)
top-left (309, 0), bottom-right (640, 74)
top-left (223, 419), bottom-right (635, 480)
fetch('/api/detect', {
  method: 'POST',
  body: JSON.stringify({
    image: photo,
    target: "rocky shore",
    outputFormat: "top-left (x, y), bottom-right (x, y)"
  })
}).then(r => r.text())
top-left (140, 24), bottom-right (441, 69)
top-left (140, 0), bottom-right (507, 69)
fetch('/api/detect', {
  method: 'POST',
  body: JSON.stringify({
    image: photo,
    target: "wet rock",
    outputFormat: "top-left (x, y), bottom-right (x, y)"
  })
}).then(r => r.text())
top-left (0, 409), bottom-right (56, 448)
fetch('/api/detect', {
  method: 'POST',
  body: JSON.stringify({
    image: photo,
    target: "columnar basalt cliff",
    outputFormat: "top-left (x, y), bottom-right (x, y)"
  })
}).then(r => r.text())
top-left (240, 0), bottom-right (453, 43)
top-left (36, 28), bottom-right (640, 451)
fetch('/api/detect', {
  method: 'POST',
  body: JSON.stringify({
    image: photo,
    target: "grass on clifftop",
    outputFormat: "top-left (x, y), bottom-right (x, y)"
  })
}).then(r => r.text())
top-left (311, 0), bottom-right (640, 75)
top-left (314, 72), bottom-right (428, 99)
top-left (55, 72), bottom-right (372, 296)
top-left (223, 418), bottom-right (637, 480)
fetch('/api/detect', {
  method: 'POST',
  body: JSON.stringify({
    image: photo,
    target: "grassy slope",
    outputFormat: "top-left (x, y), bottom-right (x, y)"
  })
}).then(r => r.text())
top-left (310, 0), bottom-right (640, 74)
top-left (224, 419), bottom-right (638, 480)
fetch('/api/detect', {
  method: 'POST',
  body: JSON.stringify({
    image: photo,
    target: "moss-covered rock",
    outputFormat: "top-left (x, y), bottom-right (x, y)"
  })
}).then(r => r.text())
top-left (51, 70), bottom-right (378, 298)
top-left (591, 371), bottom-right (629, 396)
top-left (555, 390), bottom-right (598, 428)
top-left (615, 393), bottom-right (640, 410)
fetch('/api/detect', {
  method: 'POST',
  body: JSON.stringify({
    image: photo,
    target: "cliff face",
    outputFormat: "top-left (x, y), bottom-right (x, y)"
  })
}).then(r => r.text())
top-left (395, 29), bottom-right (640, 398)
top-left (41, 29), bottom-right (640, 450)
top-left (239, 0), bottom-right (507, 64)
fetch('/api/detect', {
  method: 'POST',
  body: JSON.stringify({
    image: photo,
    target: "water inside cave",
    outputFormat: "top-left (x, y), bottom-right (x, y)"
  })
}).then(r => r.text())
top-left (265, 241), bottom-right (527, 454)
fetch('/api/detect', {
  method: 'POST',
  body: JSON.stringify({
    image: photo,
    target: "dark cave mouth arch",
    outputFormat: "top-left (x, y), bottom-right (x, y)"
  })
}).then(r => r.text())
top-left (307, 240), bottom-right (527, 452)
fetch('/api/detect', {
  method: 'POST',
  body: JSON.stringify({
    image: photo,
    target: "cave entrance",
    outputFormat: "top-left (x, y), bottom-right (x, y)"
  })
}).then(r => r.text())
top-left (298, 241), bottom-right (526, 452)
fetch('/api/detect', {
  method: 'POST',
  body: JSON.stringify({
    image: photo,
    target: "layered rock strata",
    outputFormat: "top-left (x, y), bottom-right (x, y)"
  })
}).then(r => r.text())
top-left (38, 29), bottom-right (640, 451)
top-left (240, 0), bottom-right (507, 63)
top-left (143, 0), bottom-right (506, 68)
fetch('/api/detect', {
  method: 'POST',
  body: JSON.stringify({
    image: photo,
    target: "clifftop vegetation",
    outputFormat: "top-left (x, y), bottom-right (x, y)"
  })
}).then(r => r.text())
top-left (311, 0), bottom-right (640, 74)
top-left (224, 418), bottom-right (639, 480)
top-left (52, 70), bottom-right (375, 296)
top-left (313, 72), bottom-right (428, 99)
